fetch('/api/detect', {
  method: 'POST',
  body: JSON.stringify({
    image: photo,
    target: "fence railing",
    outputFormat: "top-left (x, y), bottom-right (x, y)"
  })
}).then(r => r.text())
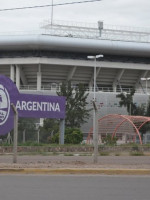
top-left (19, 85), bottom-right (147, 94)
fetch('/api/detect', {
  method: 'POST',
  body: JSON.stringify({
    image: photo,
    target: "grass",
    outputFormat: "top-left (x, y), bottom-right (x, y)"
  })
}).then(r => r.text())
top-left (130, 151), bottom-right (144, 156)
top-left (100, 152), bottom-right (110, 156)
top-left (64, 153), bottom-right (74, 156)
top-left (115, 153), bottom-right (121, 156)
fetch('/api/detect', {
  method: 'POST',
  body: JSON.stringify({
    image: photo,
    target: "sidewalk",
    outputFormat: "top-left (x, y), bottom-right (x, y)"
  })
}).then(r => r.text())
top-left (0, 155), bottom-right (150, 174)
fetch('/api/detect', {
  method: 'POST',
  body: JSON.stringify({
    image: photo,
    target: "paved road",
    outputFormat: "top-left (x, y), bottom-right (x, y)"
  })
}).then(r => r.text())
top-left (0, 175), bottom-right (150, 200)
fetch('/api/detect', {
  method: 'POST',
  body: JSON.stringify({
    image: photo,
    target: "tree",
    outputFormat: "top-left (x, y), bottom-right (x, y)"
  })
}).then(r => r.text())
top-left (39, 119), bottom-right (59, 143)
top-left (102, 135), bottom-right (118, 145)
top-left (116, 89), bottom-right (136, 115)
top-left (57, 81), bottom-right (91, 128)
top-left (50, 128), bottom-right (83, 144)
top-left (18, 118), bottom-right (37, 143)
top-left (145, 98), bottom-right (150, 117)
top-left (133, 104), bottom-right (145, 116)
top-left (65, 128), bottom-right (83, 144)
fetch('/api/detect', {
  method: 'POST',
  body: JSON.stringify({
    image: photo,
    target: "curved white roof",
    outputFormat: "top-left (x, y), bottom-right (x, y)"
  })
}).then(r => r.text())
top-left (0, 34), bottom-right (150, 57)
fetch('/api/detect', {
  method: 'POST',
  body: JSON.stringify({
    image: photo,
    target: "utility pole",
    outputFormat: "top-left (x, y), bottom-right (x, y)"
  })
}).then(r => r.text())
top-left (51, 0), bottom-right (53, 25)
top-left (87, 54), bottom-right (103, 163)
top-left (11, 103), bottom-right (18, 164)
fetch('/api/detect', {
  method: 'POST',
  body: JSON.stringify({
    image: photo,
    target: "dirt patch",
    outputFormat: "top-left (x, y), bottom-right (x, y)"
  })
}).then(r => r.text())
top-left (0, 155), bottom-right (150, 169)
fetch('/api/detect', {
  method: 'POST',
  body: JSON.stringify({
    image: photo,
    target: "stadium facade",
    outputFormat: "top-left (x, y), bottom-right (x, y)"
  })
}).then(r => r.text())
top-left (0, 20), bottom-right (150, 135)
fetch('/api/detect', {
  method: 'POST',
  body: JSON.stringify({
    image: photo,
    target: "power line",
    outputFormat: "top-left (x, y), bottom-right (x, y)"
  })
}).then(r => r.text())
top-left (0, 0), bottom-right (102, 12)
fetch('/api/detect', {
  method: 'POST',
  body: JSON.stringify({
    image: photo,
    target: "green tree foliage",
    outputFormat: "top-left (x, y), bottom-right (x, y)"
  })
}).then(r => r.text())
top-left (57, 81), bottom-right (91, 128)
top-left (116, 89), bottom-right (150, 116)
top-left (133, 104), bottom-right (145, 116)
top-left (39, 119), bottom-right (59, 143)
top-left (50, 133), bottom-right (59, 144)
top-left (65, 128), bottom-right (83, 144)
top-left (116, 91), bottom-right (150, 138)
top-left (102, 135), bottom-right (118, 145)
top-left (18, 118), bottom-right (37, 142)
top-left (139, 100), bottom-right (150, 135)
top-left (50, 128), bottom-right (83, 144)
top-left (145, 99), bottom-right (150, 117)
top-left (116, 89), bottom-right (137, 115)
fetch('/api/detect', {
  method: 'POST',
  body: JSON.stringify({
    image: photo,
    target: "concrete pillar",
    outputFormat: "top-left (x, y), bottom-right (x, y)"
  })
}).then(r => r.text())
top-left (37, 64), bottom-right (41, 90)
top-left (10, 65), bottom-right (15, 82)
top-left (16, 65), bottom-right (20, 89)
top-left (59, 119), bottom-right (65, 145)
top-left (113, 83), bottom-right (117, 92)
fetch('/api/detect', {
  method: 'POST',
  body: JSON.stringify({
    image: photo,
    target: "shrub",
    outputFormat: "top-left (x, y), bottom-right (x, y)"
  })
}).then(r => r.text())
top-left (50, 133), bottom-right (59, 144)
top-left (131, 144), bottom-right (139, 151)
top-left (50, 128), bottom-right (83, 144)
top-left (130, 151), bottom-right (144, 156)
top-left (100, 152), bottom-right (109, 156)
top-left (102, 135), bottom-right (118, 145)
top-left (65, 128), bottom-right (83, 144)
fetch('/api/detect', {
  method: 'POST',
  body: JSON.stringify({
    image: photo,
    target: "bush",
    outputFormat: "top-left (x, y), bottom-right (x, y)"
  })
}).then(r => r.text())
top-left (102, 135), bottom-right (118, 145)
top-left (130, 151), bottom-right (144, 156)
top-left (39, 119), bottom-right (59, 143)
top-left (50, 133), bottom-right (59, 144)
top-left (50, 128), bottom-right (83, 144)
top-left (65, 128), bottom-right (83, 144)
top-left (100, 152), bottom-right (110, 156)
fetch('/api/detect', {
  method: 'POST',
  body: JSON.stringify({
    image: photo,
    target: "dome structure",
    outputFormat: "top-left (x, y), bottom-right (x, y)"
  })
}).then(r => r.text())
top-left (87, 114), bottom-right (150, 144)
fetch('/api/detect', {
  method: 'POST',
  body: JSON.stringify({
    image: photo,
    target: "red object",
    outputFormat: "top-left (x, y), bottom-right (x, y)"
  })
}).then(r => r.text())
top-left (86, 114), bottom-right (150, 144)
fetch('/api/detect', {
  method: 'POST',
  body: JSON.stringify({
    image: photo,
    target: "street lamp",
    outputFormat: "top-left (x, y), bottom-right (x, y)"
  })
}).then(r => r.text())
top-left (87, 55), bottom-right (103, 99)
top-left (87, 54), bottom-right (103, 163)
top-left (141, 77), bottom-right (150, 94)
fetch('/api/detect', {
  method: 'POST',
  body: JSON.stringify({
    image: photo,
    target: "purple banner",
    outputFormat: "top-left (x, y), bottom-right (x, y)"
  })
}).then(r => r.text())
top-left (15, 93), bottom-right (65, 119)
top-left (0, 75), bottom-right (66, 135)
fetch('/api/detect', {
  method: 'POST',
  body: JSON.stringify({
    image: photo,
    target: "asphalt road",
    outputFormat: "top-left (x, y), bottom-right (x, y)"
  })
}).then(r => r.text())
top-left (0, 175), bottom-right (150, 200)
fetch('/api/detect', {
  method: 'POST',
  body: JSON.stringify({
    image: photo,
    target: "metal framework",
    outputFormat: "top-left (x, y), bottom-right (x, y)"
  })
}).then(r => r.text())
top-left (87, 114), bottom-right (150, 144)
top-left (41, 20), bottom-right (150, 43)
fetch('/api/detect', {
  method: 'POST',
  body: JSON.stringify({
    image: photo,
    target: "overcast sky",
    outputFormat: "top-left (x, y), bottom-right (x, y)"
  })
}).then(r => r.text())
top-left (0, 0), bottom-right (150, 32)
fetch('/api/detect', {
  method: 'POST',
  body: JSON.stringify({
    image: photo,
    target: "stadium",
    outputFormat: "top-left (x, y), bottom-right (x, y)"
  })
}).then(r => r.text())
top-left (0, 20), bottom-right (150, 138)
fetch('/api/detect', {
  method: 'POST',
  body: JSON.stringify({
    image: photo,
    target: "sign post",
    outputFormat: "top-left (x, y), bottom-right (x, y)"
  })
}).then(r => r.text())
top-left (11, 103), bottom-right (18, 164)
top-left (59, 119), bottom-right (65, 145)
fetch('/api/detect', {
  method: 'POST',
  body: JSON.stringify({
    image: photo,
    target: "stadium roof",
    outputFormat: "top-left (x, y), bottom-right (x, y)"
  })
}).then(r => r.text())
top-left (0, 20), bottom-right (150, 57)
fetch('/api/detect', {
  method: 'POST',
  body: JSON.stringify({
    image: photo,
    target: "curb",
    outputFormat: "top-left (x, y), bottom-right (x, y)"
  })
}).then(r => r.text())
top-left (0, 168), bottom-right (150, 175)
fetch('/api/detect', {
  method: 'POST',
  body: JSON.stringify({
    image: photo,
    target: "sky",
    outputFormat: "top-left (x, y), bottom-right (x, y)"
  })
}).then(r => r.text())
top-left (0, 0), bottom-right (150, 32)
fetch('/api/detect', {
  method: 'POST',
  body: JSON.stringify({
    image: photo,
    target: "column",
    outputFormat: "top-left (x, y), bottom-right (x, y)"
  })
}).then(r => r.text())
top-left (10, 65), bottom-right (15, 82)
top-left (16, 65), bottom-right (20, 89)
top-left (113, 83), bottom-right (117, 92)
top-left (37, 64), bottom-right (41, 90)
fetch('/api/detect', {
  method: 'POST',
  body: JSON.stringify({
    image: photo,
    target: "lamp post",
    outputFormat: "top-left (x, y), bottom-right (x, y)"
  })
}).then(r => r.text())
top-left (87, 54), bottom-right (103, 163)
